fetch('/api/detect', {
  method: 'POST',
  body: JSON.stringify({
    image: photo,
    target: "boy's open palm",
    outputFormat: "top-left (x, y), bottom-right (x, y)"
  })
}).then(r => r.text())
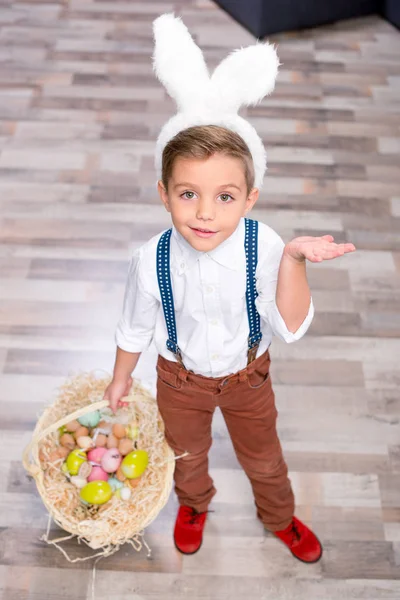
top-left (285, 235), bottom-right (356, 263)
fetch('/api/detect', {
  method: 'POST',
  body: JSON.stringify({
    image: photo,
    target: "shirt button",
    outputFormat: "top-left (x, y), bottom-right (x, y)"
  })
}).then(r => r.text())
top-left (180, 262), bottom-right (185, 269)
top-left (211, 353), bottom-right (219, 361)
top-left (210, 319), bottom-right (218, 326)
top-left (206, 286), bottom-right (214, 294)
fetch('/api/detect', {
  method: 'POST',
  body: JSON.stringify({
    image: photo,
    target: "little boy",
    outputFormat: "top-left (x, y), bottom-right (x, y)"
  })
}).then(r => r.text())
top-left (104, 15), bottom-right (355, 563)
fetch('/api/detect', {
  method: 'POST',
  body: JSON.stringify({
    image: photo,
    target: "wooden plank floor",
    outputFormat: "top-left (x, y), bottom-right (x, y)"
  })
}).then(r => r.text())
top-left (0, 0), bottom-right (400, 598)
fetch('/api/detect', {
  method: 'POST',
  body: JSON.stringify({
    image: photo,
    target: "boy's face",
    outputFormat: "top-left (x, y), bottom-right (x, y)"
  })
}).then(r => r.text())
top-left (158, 153), bottom-right (259, 252)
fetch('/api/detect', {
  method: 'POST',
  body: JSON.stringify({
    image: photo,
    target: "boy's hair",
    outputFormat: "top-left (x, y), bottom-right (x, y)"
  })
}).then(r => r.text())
top-left (161, 125), bottom-right (255, 193)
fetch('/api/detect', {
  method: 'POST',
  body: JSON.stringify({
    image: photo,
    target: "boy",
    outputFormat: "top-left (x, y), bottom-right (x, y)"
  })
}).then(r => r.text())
top-left (104, 15), bottom-right (355, 563)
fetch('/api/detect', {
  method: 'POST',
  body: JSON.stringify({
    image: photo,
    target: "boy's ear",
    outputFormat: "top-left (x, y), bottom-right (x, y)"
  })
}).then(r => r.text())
top-left (158, 180), bottom-right (171, 212)
top-left (244, 188), bottom-right (259, 215)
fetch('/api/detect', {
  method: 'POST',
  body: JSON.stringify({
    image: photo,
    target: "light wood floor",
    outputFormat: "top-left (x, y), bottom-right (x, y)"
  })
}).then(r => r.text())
top-left (0, 1), bottom-right (400, 598)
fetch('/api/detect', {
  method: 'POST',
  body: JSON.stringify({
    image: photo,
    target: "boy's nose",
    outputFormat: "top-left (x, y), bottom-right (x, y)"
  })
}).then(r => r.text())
top-left (196, 198), bottom-right (215, 221)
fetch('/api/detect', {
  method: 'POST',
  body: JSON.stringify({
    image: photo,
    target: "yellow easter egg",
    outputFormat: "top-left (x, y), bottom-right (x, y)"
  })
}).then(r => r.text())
top-left (80, 481), bottom-right (112, 505)
top-left (66, 448), bottom-right (87, 475)
top-left (121, 450), bottom-right (148, 479)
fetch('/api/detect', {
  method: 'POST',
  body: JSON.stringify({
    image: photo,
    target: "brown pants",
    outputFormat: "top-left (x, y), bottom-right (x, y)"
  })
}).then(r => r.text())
top-left (156, 349), bottom-right (295, 532)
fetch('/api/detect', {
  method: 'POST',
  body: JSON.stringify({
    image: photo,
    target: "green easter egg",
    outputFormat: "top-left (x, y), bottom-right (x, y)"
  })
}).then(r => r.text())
top-left (80, 481), bottom-right (112, 505)
top-left (121, 450), bottom-right (148, 479)
top-left (58, 425), bottom-right (67, 435)
top-left (78, 410), bottom-right (101, 428)
top-left (66, 448), bottom-right (87, 476)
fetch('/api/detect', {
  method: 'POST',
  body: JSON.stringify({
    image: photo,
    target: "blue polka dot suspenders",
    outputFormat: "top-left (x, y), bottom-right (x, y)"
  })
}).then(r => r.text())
top-left (244, 218), bottom-right (262, 364)
top-left (156, 218), bottom-right (262, 368)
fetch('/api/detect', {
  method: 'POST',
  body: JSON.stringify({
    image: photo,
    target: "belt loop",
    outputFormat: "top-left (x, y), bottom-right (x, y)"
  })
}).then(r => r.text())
top-left (177, 368), bottom-right (188, 382)
top-left (238, 370), bottom-right (248, 383)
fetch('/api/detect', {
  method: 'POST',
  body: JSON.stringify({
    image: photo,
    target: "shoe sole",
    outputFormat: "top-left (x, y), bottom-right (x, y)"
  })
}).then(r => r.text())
top-left (174, 538), bottom-right (202, 555)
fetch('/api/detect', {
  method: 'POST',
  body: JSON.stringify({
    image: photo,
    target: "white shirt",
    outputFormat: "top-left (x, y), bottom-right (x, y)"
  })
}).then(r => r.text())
top-left (115, 218), bottom-right (314, 377)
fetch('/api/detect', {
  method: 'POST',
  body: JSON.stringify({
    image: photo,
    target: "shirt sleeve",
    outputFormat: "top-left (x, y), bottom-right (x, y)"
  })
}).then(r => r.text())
top-left (255, 235), bottom-right (314, 343)
top-left (115, 248), bottom-right (159, 353)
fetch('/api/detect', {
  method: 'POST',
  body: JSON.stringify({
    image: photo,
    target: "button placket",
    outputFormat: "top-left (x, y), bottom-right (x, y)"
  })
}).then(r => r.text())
top-left (199, 256), bottom-right (223, 371)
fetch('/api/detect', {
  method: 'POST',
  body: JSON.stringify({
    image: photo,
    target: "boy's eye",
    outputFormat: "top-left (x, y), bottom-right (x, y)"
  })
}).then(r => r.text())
top-left (182, 191), bottom-right (196, 200)
top-left (219, 193), bottom-right (233, 202)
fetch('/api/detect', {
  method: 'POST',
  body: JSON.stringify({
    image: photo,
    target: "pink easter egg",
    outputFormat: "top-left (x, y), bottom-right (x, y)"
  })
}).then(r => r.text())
top-left (87, 447), bottom-right (107, 464)
top-left (101, 448), bottom-right (122, 474)
top-left (87, 465), bottom-right (109, 482)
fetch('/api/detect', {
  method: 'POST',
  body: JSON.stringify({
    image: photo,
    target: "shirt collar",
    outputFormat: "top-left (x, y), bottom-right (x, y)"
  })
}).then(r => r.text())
top-left (172, 219), bottom-right (244, 273)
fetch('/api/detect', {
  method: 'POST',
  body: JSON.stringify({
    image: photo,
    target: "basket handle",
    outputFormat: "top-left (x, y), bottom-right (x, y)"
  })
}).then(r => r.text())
top-left (22, 395), bottom-right (131, 476)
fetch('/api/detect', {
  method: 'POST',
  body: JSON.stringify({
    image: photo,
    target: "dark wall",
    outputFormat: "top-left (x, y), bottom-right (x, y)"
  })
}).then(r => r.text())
top-left (214, 1), bottom-right (394, 38)
top-left (384, 0), bottom-right (400, 28)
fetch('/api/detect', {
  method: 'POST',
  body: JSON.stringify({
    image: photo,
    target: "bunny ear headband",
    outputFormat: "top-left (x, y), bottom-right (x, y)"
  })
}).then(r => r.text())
top-left (152, 13), bottom-right (280, 189)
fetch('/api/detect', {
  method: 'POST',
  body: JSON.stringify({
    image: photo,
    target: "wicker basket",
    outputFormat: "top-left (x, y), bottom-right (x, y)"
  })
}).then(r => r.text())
top-left (22, 372), bottom-right (175, 560)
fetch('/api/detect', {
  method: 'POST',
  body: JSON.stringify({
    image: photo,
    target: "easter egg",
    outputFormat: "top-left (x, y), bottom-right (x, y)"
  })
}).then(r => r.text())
top-left (127, 476), bottom-right (141, 489)
top-left (106, 434), bottom-right (119, 449)
top-left (112, 423), bottom-right (126, 439)
top-left (60, 433), bottom-right (76, 450)
top-left (108, 477), bottom-right (123, 492)
top-left (66, 448), bottom-right (87, 475)
top-left (101, 448), bottom-right (122, 473)
top-left (74, 426), bottom-right (89, 440)
top-left (70, 476), bottom-right (87, 489)
top-left (77, 435), bottom-right (94, 450)
top-left (78, 461), bottom-right (92, 479)
top-left (80, 481), bottom-right (112, 505)
top-left (98, 420), bottom-right (112, 434)
top-left (118, 438), bottom-right (133, 456)
top-left (95, 434), bottom-right (107, 448)
top-left (78, 410), bottom-right (101, 429)
top-left (87, 446), bottom-right (107, 464)
top-left (121, 450), bottom-right (148, 479)
top-left (87, 466), bottom-right (109, 482)
top-left (65, 419), bottom-right (80, 433)
top-left (59, 446), bottom-right (70, 459)
top-left (126, 422), bottom-right (139, 441)
top-left (116, 466), bottom-right (126, 482)
top-left (120, 487), bottom-right (131, 501)
top-left (58, 425), bottom-right (67, 436)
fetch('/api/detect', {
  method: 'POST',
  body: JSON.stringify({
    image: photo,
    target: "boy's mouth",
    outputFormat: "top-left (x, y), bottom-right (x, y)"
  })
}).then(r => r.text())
top-left (190, 226), bottom-right (217, 239)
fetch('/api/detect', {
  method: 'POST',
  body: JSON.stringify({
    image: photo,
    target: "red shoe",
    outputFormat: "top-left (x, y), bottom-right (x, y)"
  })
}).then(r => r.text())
top-left (274, 516), bottom-right (323, 563)
top-left (174, 505), bottom-right (207, 555)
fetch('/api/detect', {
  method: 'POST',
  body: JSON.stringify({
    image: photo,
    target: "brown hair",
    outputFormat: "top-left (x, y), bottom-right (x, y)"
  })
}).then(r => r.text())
top-left (161, 125), bottom-right (255, 193)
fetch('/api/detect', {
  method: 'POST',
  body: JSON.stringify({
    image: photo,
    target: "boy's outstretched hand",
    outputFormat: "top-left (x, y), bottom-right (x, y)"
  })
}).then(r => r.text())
top-left (284, 235), bottom-right (356, 263)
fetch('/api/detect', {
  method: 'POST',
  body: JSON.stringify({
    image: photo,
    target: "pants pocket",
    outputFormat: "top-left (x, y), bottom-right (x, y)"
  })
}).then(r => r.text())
top-left (156, 364), bottom-right (183, 390)
top-left (247, 355), bottom-right (271, 389)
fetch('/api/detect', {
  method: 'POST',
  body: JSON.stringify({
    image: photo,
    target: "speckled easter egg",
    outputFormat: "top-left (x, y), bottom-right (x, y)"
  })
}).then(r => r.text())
top-left (101, 448), bottom-right (122, 473)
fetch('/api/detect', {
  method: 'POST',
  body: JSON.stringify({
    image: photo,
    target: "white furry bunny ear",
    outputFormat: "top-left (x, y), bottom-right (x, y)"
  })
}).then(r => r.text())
top-left (153, 13), bottom-right (210, 112)
top-left (211, 43), bottom-right (280, 113)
